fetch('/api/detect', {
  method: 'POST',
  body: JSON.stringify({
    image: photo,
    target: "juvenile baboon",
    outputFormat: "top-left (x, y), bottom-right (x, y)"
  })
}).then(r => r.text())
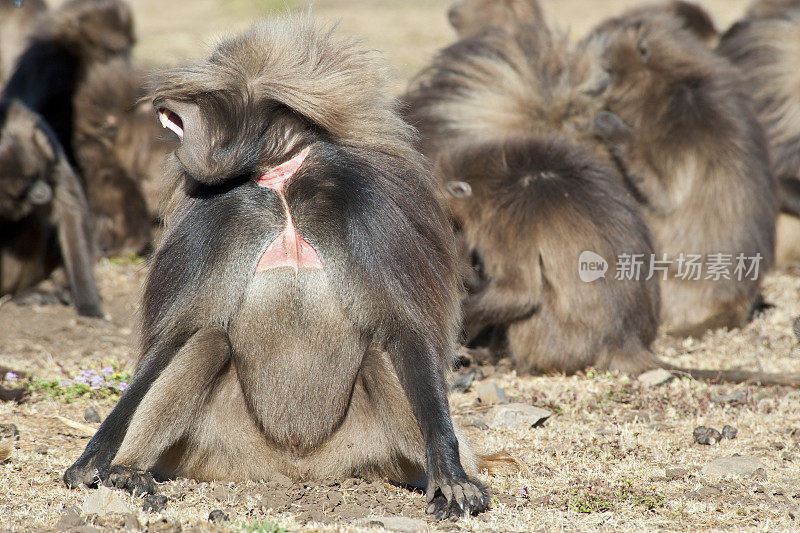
top-left (718, 6), bottom-right (800, 266)
top-left (591, 1), bottom-right (719, 46)
top-left (447, 0), bottom-right (544, 38)
top-left (0, 100), bottom-right (102, 317)
top-left (589, 14), bottom-right (776, 337)
top-left (64, 18), bottom-right (489, 519)
top-left (0, 0), bottom-right (47, 84)
top-left (441, 136), bottom-right (800, 385)
top-left (1, 0), bottom-right (134, 164)
top-left (73, 58), bottom-right (178, 255)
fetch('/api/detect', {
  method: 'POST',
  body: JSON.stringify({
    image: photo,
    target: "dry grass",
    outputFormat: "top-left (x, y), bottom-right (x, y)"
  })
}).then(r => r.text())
top-left (4, 1), bottom-right (800, 532)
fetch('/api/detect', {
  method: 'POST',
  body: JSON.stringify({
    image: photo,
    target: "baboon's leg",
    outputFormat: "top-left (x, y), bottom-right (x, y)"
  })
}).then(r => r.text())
top-left (51, 158), bottom-right (103, 317)
top-left (462, 283), bottom-right (538, 343)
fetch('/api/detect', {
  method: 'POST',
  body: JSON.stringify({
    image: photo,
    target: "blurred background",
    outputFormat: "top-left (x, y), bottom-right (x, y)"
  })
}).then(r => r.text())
top-left (45, 0), bottom-right (753, 81)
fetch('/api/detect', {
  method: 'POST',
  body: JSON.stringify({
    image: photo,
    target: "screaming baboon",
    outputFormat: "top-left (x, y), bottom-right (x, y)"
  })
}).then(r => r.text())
top-left (0, 100), bottom-right (102, 317)
top-left (0, 0), bottom-right (47, 84)
top-left (1, 0), bottom-right (134, 164)
top-left (589, 14), bottom-right (776, 337)
top-left (73, 58), bottom-right (178, 255)
top-left (64, 18), bottom-right (489, 519)
top-left (441, 137), bottom-right (800, 385)
top-left (718, 4), bottom-right (800, 265)
top-left (447, 0), bottom-right (544, 38)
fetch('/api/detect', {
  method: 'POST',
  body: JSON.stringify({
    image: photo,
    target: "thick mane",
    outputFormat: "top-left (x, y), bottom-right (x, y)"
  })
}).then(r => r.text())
top-left (151, 16), bottom-right (418, 165)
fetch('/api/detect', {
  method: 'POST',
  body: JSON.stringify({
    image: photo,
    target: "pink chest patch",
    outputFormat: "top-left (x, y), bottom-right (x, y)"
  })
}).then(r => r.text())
top-left (254, 147), bottom-right (323, 273)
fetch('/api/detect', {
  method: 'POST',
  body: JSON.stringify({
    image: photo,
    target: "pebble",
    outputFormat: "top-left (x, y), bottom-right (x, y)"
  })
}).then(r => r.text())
top-left (712, 391), bottom-right (746, 405)
top-left (665, 467), bottom-right (691, 480)
top-left (470, 418), bottom-right (489, 430)
top-left (485, 403), bottom-right (551, 430)
top-left (353, 516), bottom-right (428, 533)
top-left (81, 486), bottom-right (133, 516)
top-left (638, 368), bottom-right (674, 387)
top-left (142, 494), bottom-right (168, 513)
top-left (34, 444), bottom-right (48, 455)
top-left (701, 455), bottom-right (767, 480)
top-left (0, 423), bottom-right (19, 440)
top-left (450, 372), bottom-right (475, 394)
top-left (721, 425), bottom-right (738, 439)
top-left (208, 510), bottom-right (229, 524)
top-left (84, 407), bottom-right (102, 424)
top-left (694, 426), bottom-right (722, 445)
top-left (476, 382), bottom-right (508, 404)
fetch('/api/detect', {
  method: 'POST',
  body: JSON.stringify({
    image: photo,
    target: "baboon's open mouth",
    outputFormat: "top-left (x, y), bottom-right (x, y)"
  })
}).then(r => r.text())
top-left (157, 108), bottom-right (184, 142)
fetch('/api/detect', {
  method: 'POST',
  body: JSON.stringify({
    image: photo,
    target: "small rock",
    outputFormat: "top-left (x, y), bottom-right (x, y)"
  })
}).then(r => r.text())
top-left (697, 485), bottom-right (722, 498)
top-left (470, 418), bottom-right (488, 430)
top-left (694, 426), bottom-right (722, 445)
top-left (665, 467), bottom-right (690, 480)
top-left (476, 382), bottom-right (508, 404)
top-left (353, 516), bottom-right (428, 533)
top-left (34, 444), bottom-right (48, 455)
top-left (793, 316), bottom-right (800, 342)
top-left (208, 510), bottom-right (229, 524)
top-left (81, 486), bottom-right (133, 516)
top-left (142, 494), bottom-right (168, 513)
top-left (145, 517), bottom-right (182, 533)
top-left (701, 455), bottom-right (767, 480)
top-left (712, 391), bottom-right (746, 405)
top-left (84, 407), bottom-right (101, 424)
top-left (450, 372), bottom-right (475, 393)
top-left (485, 403), bottom-right (551, 430)
top-left (55, 506), bottom-right (85, 530)
top-left (638, 368), bottom-right (674, 387)
top-left (0, 423), bottom-right (19, 440)
top-left (722, 425), bottom-right (738, 439)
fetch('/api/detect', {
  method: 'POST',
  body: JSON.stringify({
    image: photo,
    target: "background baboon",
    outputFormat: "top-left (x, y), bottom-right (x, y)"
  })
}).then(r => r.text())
top-left (440, 137), bottom-right (661, 375)
top-left (0, 100), bottom-right (102, 317)
top-left (590, 1), bottom-right (719, 46)
top-left (0, 0), bottom-right (47, 84)
top-left (745, 0), bottom-right (800, 18)
top-left (65, 18), bottom-right (489, 519)
top-left (718, 5), bottom-right (800, 266)
top-left (590, 14), bottom-right (776, 337)
top-left (73, 58), bottom-right (178, 255)
top-left (447, 0), bottom-right (544, 38)
top-left (1, 0), bottom-right (134, 165)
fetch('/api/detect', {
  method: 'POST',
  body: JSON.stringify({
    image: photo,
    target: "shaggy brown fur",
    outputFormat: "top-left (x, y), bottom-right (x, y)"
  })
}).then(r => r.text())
top-left (0, 100), bottom-right (102, 317)
top-left (589, 14), bottom-right (776, 337)
top-left (718, 6), bottom-right (800, 266)
top-left (404, 19), bottom-right (609, 162)
top-left (73, 58), bottom-right (178, 254)
top-left (591, 1), bottom-right (719, 46)
top-left (447, 0), bottom-right (544, 38)
top-left (65, 18), bottom-right (489, 519)
top-left (746, 0), bottom-right (800, 18)
top-left (0, 0), bottom-right (47, 83)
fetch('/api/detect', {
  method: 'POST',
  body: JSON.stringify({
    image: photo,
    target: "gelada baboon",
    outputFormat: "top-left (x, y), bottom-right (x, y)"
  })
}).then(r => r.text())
top-left (0, 100), bottom-right (102, 317)
top-left (589, 14), bottom-right (776, 337)
top-left (73, 58), bottom-right (178, 255)
top-left (1, 0), bottom-right (134, 164)
top-left (591, 1), bottom-right (719, 46)
top-left (441, 137), bottom-right (800, 385)
top-left (0, 0), bottom-right (47, 84)
top-left (718, 4), bottom-right (800, 266)
top-left (64, 18), bottom-right (489, 519)
top-left (745, 0), bottom-right (800, 18)
top-left (404, 18), bottom-right (609, 162)
top-left (447, 0), bottom-right (544, 38)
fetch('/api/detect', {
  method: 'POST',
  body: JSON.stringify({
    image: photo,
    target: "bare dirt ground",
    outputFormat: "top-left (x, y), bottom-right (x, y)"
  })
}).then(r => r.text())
top-left (6, 0), bottom-right (800, 531)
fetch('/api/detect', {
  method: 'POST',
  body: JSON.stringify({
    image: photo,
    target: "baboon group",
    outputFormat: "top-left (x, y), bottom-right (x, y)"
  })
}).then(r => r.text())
top-left (2, 0), bottom-right (800, 520)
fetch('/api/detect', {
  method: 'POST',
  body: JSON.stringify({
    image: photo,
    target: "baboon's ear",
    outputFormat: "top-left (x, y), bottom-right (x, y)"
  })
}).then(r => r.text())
top-left (155, 99), bottom-right (214, 181)
top-left (671, 1), bottom-right (717, 42)
top-left (446, 181), bottom-right (473, 198)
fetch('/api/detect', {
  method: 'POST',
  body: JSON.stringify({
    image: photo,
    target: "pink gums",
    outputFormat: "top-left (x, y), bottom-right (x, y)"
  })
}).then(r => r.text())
top-left (254, 147), bottom-right (323, 273)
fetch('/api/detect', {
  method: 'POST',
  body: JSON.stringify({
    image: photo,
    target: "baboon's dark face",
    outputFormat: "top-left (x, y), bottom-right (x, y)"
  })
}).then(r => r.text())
top-left (0, 107), bottom-right (55, 221)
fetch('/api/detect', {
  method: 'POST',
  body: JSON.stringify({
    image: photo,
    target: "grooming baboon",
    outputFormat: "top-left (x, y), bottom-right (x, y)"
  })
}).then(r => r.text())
top-left (591, 1), bottom-right (719, 46)
top-left (718, 7), bottom-right (800, 266)
top-left (64, 18), bottom-right (489, 519)
top-left (589, 14), bottom-right (776, 337)
top-left (73, 58), bottom-right (178, 255)
top-left (0, 0), bottom-right (47, 84)
top-left (447, 0), bottom-right (544, 38)
top-left (1, 0), bottom-right (134, 165)
top-left (404, 18), bottom-right (608, 162)
top-left (0, 100), bottom-right (102, 317)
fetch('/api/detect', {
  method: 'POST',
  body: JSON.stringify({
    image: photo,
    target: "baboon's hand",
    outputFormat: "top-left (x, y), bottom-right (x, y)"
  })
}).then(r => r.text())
top-left (99, 465), bottom-right (157, 497)
top-left (64, 454), bottom-right (107, 489)
top-left (426, 476), bottom-right (489, 519)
